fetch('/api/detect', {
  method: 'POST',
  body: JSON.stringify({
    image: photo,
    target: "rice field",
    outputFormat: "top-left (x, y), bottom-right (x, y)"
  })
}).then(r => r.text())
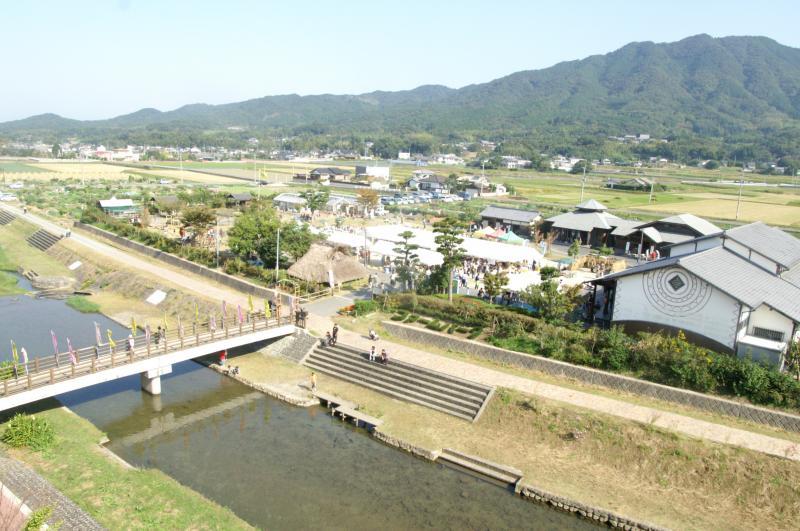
top-left (0, 161), bottom-right (48, 173)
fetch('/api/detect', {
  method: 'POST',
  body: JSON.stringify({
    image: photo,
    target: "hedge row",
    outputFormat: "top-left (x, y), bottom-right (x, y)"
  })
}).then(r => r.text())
top-left (383, 294), bottom-right (800, 412)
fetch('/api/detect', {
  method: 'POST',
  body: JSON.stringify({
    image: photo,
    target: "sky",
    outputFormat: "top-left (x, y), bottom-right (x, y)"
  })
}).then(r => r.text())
top-left (1, 0), bottom-right (799, 122)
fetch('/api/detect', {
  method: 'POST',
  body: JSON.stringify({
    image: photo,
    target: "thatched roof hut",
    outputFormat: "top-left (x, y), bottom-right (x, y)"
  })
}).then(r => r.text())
top-left (288, 244), bottom-right (369, 286)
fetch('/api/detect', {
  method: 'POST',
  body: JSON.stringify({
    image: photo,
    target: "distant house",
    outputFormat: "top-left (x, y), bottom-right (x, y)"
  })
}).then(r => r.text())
top-left (226, 193), bottom-right (253, 207)
top-left (604, 177), bottom-right (654, 191)
top-left (98, 197), bottom-right (138, 218)
top-left (355, 165), bottom-right (391, 181)
top-left (406, 173), bottom-right (448, 193)
top-left (480, 205), bottom-right (541, 237)
top-left (432, 153), bottom-right (464, 166)
top-left (309, 167), bottom-right (352, 182)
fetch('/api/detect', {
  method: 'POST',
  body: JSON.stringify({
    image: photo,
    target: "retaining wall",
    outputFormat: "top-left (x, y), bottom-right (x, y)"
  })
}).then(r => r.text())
top-left (74, 222), bottom-right (288, 302)
top-left (382, 321), bottom-right (800, 433)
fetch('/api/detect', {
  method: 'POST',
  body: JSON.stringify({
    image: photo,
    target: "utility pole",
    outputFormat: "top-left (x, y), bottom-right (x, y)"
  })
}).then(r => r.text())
top-left (648, 175), bottom-right (655, 204)
top-left (579, 164), bottom-right (587, 203)
top-left (215, 217), bottom-right (220, 268)
top-left (736, 167), bottom-right (744, 221)
top-left (274, 227), bottom-right (281, 283)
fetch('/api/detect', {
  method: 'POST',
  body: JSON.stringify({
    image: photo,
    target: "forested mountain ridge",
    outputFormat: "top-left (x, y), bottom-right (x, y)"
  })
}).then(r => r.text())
top-left (3, 34), bottom-right (800, 158)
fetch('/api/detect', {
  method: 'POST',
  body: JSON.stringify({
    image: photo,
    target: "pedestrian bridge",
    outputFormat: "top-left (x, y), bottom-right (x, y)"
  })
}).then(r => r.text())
top-left (0, 313), bottom-right (296, 413)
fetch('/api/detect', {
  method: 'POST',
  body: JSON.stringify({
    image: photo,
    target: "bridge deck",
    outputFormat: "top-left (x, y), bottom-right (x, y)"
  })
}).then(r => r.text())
top-left (0, 314), bottom-right (295, 412)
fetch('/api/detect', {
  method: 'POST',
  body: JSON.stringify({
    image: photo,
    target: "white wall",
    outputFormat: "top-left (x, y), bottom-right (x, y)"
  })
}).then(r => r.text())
top-left (612, 267), bottom-right (740, 349)
top-left (724, 239), bottom-right (778, 273)
top-left (748, 305), bottom-right (794, 341)
top-left (670, 236), bottom-right (721, 257)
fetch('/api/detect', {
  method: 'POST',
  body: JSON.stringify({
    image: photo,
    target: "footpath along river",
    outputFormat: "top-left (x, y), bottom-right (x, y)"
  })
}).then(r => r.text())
top-left (0, 278), bottom-right (594, 530)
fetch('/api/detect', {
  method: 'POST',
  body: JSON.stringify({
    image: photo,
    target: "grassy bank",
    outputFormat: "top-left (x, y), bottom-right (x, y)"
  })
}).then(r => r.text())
top-left (0, 407), bottom-right (253, 530)
top-left (0, 270), bottom-right (23, 296)
top-left (0, 220), bottom-right (70, 277)
top-left (64, 295), bottom-right (101, 313)
top-left (233, 352), bottom-right (800, 530)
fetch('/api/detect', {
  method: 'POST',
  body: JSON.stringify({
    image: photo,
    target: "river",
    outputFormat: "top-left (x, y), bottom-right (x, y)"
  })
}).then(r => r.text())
top-left (0, 276), bottom-right (593, 530)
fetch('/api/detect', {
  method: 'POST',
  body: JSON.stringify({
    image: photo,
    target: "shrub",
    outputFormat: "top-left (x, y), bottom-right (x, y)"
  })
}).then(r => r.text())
top-left (416, 318), bottom-right (430, 325)
top-left (425, 320), bottom-right (444, 331)
top-left (404, 314), bottom-right (419, 323)
top-left (390, 314), bottom-right (406, 321)
top-left (0, 360), bottom-right (15, 380)
top-left (24, 506), bottom-right (53, 531)
top-left (455, 326), bottom-right (470, 334)
top-left (354, 299), bottom-right (377, 315)
top-left (539, 266), bottom-right (560, 281)
top-left (2, 413), bottom-right (56, 451)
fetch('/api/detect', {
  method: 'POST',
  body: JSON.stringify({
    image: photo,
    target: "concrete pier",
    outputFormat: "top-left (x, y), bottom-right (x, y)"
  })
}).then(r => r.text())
top-left (140, 366), bottom-right (172, 396)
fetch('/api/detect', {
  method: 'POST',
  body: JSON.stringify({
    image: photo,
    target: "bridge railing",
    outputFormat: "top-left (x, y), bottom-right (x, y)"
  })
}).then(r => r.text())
top-left (0, 311), bottom-right (294, 399)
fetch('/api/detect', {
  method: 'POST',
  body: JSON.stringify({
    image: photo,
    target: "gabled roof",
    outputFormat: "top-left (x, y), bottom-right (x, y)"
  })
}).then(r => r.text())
top-left (725, 221), bottom-right (800, 269)
top-left (227, 193), bottom-right (253, 201)
top-left (575, 199), bottom-right (607, 211)
top-left (598, 247), bottom-right (800, 322)
top-left (98, 197), bottom-right (134, 208)
top-left (273, 193), bottom-right (306, 205)
top-left (547, 210), bottom-right (621, 232)
top-left (637, 213), bottom-right (721, 236)
top-left (609, 219), bottom-right (641, 237)
top-left (310, 167), bottom-right (351, 175)
top-left (782, 265), bottom-right (800, 288)
top-left (480, 206), bottom-right (540, 223)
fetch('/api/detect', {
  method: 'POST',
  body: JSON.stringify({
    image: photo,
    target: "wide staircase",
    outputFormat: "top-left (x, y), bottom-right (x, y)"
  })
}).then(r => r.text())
top-left (26, 229), bottom-right (62, 251)
top-left (304, 342), bottom-right (493, 421)
top-left (0, 210), bottom-right (16, 225)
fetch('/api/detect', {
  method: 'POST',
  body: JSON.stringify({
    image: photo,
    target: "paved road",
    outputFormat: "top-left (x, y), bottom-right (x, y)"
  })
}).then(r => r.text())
top-left (307, 313), bottom-right (800, 461)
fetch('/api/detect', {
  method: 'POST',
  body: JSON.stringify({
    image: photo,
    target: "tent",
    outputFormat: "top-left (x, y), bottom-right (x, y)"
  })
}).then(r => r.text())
top-left (369, 240), bottom-right (443, 266)
top-left (487, 228), bottom-right (506, 239)
top-left (326, 230), bottom-right (365, 249)
top-left (498, 230), bottom-right (526, 244)
top-left (504, 271), bottom-right (542, 292)
top-left (473, 226), bottom-right (495, 238)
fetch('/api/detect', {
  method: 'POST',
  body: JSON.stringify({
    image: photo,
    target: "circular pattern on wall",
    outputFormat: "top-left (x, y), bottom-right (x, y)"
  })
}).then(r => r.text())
top-left (642, 267), bottom-right (712, 317)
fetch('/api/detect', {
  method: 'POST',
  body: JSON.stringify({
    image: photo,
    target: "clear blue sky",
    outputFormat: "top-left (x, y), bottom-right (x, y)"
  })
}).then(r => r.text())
top-left (1, 0), bottom-right (798, 122)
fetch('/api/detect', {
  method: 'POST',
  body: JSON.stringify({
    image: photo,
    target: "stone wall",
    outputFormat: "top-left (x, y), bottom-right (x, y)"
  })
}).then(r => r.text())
top-left (74, 222), bottom-right (287, 303)
top-left (382, 321), bottom-right (800, 433)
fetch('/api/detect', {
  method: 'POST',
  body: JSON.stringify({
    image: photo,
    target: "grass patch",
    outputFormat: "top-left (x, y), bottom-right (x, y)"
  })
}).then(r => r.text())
top-left (0, 220), bottom-right (70, 277)
top-left (0, 407), bottom-right (253, 530)
top-left (65, 295), bottom-right (101, 313)
top-left (0, 270), bottom-right (23, 296)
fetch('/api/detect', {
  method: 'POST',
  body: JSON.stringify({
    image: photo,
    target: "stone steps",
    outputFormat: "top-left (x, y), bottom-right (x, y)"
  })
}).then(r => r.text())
top-left (438, 448), bottom-right (523, 487)
top-left (304, 342), bottom-right (493, 421)
top-left (0, 210), bottom-right (16, 225)
top-left (26, 229), bottom-right (62, 251)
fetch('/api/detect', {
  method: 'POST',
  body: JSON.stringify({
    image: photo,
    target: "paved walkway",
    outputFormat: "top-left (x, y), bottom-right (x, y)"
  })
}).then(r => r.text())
top-left (308, 313), bottom-right (800, 461)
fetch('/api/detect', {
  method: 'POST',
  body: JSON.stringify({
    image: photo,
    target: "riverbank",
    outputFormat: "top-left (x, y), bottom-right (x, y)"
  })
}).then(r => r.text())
top-left (229, 349), bottom-right (800, 530)
top-left (0, 404), bottom-right (253, 529)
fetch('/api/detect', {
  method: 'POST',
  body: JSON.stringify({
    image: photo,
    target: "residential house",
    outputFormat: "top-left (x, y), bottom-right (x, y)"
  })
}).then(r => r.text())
top-left (98, 197), bottom-right (138, 219)
top-left (355, 165), bottom-right (391, 181)
top-left (273, 193), bottom-right (306, 212)
top-left (432, 154), bottom-right (464, 166)
top-left (226, 193), bottom-right (253, 208)
top-left (543, 199), bottom-right (623, 246)
top-left (604, 177), bottom-right (654, 191)
top-left (309, 167), bottom-right (352, 182)
top-left (590, 222), bottom-right (800, 366)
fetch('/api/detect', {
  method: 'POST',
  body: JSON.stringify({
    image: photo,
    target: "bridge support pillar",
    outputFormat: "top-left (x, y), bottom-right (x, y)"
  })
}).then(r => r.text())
top-left (141, 366), bottom-right (172, 396)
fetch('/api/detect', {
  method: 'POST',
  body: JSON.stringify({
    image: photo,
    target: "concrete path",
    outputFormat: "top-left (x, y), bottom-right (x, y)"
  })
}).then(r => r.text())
top-left (308, 313), bottom-right (800, 461)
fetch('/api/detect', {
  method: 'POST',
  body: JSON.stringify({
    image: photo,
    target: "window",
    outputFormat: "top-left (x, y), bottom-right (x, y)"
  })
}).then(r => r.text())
top-left (752, 327), bottom-right (784, 342)
top-left (667, 275), bottom-right (685, 291)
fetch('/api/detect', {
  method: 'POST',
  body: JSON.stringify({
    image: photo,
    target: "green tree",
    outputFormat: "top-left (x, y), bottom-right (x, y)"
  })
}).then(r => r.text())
top-left (433, 217), bottom-right (466, 302)
top-left (180, 206), bottom-right (216, 245)
top-left (785, 340), bottom-right (800, 381)
top-left (570, 160), bottom-right (592, 174)
top-left (704, 159), bottom-right (720, 170)
top-left (393, 230), bottom-right (420, 291)
top-left (301, 188), bottom-right (330, 215)
top-left (51, 143), bottom-right (61, 158)
top-left (521, 281), bottom-right (581, 323)
top-left (568, 238), bottom-right (581, 258)
top-left (482, 272), bottom-right (508, 300)
top-left (539, 266), bottom-right (560, 281)
top-left (227, 208), bottom-right (316, 268)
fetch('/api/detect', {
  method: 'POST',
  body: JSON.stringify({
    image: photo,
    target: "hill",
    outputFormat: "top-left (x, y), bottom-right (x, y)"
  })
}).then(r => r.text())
top-left (3, 34), bottom-right (800, 156)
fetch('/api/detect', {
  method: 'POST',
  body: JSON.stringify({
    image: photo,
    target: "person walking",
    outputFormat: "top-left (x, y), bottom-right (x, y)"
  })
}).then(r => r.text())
top-left (310, 372), bottom-right (317, 392)
top-left (127, 334), bottom-right (135, 353)
top-left (155, 326), bottom-right (162, 345)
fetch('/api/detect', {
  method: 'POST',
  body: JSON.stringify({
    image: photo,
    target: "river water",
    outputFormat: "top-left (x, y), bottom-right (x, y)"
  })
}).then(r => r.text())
top-left (1, 277), bottom-right (593, 530)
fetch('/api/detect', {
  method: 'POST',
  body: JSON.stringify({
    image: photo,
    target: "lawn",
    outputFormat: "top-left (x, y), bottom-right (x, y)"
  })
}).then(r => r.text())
top-left (0, 407), bottom-right (253, 530)
top-left (0, 162), bottom-right (48, 173)
top-left (0, 220), bottom-right (71, 277)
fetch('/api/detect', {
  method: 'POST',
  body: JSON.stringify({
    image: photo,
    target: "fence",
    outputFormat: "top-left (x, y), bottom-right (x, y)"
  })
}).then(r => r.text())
top-left (1, 311), bottom-right (293, 399)
top-left (382, 320), bottom-right (800, 433)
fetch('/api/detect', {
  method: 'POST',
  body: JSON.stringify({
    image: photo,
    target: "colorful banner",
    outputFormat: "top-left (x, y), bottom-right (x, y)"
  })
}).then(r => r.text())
top-left (50, 330), bottom-right (59, 366)
top-left (248, 294), bottom-right (254, 314)
top-left (94, 321), bottom-right (102, 345)
top-left (237, 304), bottom-right (243, 325)
top-left (107, 329), bottom-right (116, 349)
top-left (222, 299), bottom-right (227, 318)
top-left (67, 337), bottom-right (77, 365)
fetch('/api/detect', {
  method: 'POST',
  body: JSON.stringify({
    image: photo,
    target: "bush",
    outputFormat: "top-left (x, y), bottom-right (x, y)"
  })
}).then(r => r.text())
top-left (416, 318), bottom-right (430, 325)
top-left (404, 314), bottom-right (419, 323)
top-left (0, 360), bottom-right (15, 380)
top-left (390, 314), bottom-right (406, 321)
top-left (2, 413), bottom-right (56, 451)
top-left (455, 326), bottom-right (470, 334)
top-left (539, 266), bottom-right (560, 281)
top-left (24, 506), bottom-right (53, 531)
top-left (354, 299), bottom-right (377, 315)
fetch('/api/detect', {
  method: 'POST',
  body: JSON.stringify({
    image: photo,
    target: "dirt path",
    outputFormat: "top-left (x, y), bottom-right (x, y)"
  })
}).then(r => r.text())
top-left (307, 313), bottom-right (800, 461)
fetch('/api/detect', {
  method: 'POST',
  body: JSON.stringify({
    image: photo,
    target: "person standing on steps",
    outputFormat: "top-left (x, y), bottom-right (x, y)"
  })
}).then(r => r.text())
top-left (332, 324), bottom-right (339, 345)
top-left (155, 326), bottom-right (162, 346)
top-left (369, 345), bottom-right (376, 362)
top-left (380, 348), bottom-right (388, 365)
top-left (310, 372), bottom-right (317, 392)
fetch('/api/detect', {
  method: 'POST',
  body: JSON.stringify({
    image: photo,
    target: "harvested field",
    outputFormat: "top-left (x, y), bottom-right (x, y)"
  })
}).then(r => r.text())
top-left (636, 198), bottom-right (800, 226)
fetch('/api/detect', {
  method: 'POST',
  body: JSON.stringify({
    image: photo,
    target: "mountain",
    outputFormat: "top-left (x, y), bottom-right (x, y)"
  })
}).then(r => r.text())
top-left (3, 34), bottom-right (800, 143)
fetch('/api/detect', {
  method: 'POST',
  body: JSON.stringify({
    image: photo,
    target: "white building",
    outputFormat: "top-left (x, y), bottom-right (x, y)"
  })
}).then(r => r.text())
top-left (355, 165), bottom-right (391, 181)
top-left (433, 153), bottom-right (464, 166)
top-left (398, 151), bottom-right (411, 160)
top-left (591, 222), bottom-right (800, 366)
